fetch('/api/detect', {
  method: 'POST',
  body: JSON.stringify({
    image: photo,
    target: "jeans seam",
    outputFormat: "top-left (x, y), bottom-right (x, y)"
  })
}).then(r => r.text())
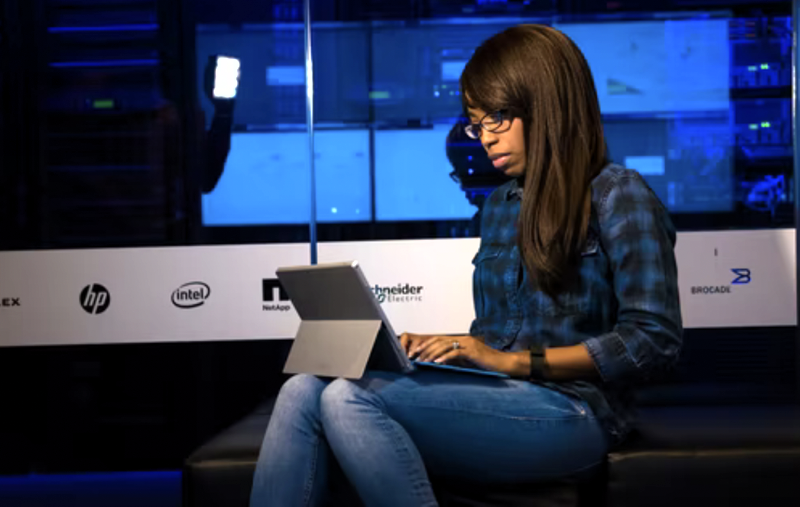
top-left (392, 402), bottom-right (596, 422)
top-left (539, 458), bottom-right (606, 481)
top-left (361, 381), bottom-right (438, 506)
top-left (301, 437), bottom-right (318, 507)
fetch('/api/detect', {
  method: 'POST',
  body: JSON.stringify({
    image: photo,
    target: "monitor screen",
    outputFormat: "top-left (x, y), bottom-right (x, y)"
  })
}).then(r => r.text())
top-left (556, 19), bottom-right (730, 115)
top-left (375, 126), bottom-right (478, 221)
top-left (202, 130), bottom-right (371, 225)
top-left (196, 17), bottom-right (788, 222)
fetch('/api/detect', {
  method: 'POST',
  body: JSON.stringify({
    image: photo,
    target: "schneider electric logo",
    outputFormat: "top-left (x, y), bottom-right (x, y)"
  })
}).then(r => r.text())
top-left (691, 268), bottom-right (751, 295)
top-left (263, 279), bottom-right (291, 312)
top-left (372, 283), bottom-right (424, 304)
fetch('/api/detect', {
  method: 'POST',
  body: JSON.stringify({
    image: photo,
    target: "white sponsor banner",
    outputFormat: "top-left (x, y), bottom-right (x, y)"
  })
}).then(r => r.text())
top-left (676, 229), bottom-right (796, 329)
top-left (0, 230), bottom-right (795, 347)
top-left (320, 229), bottom-right (797, 333)
top-left (0, 244), bottom-right (308, 347)
top-left (319, 238), bottom-right (480, 335)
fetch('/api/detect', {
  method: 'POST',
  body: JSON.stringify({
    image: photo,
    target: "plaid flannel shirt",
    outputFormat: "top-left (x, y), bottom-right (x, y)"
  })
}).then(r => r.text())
top-left (469, 164), bottom-right (683, 444)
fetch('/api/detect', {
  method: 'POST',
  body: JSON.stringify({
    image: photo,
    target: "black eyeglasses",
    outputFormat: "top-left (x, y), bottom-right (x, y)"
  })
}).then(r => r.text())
top-left (464, 109), bottom-right (514, 140)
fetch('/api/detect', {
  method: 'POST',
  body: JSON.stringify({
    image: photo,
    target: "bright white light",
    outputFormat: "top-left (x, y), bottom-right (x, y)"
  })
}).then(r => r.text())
top-left (213, 56), bottom-right (240, 99)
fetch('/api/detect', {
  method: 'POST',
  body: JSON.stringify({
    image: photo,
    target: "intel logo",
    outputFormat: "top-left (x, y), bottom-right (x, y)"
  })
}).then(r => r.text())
top-left (172, 282), bottom-right (210, 309)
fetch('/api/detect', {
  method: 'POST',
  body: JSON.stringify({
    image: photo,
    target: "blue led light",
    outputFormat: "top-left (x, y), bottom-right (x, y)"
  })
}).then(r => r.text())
top-left (0, 471), bottom-right (181, 507)
top-left (48, 24), bottom-right (158, 33)
top-left (0, 470), bottom-right (181, 486)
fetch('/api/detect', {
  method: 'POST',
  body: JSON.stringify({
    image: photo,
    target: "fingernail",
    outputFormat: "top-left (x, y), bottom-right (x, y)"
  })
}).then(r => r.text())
top-left (434, 358), bottom-right (443, 363)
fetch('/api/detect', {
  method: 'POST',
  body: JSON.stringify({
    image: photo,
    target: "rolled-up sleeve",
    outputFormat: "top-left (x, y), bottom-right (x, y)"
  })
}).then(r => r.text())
top-left (469, 319), bottom-right (482, 338)
top-left (583, 172), bottom-right (683, 383)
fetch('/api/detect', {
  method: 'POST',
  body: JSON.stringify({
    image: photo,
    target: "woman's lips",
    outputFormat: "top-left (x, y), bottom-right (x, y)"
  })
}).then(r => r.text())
top-left (492, 155), bottom-right (510, 169)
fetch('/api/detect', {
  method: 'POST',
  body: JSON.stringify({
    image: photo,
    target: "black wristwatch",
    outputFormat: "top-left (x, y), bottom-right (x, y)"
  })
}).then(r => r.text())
top-left (529, 345), bottom-right (549, 381)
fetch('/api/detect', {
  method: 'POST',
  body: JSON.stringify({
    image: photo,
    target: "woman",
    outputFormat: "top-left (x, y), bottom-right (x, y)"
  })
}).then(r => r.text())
top-left (250, 24), bottom-right (682, 507)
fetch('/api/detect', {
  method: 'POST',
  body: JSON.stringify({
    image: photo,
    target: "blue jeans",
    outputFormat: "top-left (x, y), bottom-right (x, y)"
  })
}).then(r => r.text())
top-left (250, 370), bottom-right (609, 507)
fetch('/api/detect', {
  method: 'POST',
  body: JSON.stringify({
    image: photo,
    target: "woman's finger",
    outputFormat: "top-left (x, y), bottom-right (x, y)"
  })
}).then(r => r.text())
top-left (412, 336), bottom-right (444, 357)
top-left (419, 340), bottom-right (456, 363)
top-left (418, 344), bottom-right (447, 363)
top-left (433, 349), bottom-right (461, 364)
top-left (400, 333), bottom-right (414, 355)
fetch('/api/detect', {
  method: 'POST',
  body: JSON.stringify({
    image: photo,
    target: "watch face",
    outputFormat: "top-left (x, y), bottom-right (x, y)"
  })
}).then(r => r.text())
top-left (529, 346), bottom-right (547, 380)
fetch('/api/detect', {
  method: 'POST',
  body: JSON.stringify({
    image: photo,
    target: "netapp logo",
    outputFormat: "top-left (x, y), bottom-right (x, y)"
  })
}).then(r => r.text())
top-left (172, 282), bottom-right (210, 309)
top-left (262, 279), bottom-right (291, 312)
top-left (80, 284), bottom-right (110, 314)
top-left (371, 283), bottom-right (424, 304)
top-left (1, 297), bottom-right (21, 307)
top-left (691, 268), bottom-right (751, 295)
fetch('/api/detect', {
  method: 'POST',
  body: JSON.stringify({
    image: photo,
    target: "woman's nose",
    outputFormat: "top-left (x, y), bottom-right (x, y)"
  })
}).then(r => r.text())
top-left (481, 130), bottom-right (498, 150)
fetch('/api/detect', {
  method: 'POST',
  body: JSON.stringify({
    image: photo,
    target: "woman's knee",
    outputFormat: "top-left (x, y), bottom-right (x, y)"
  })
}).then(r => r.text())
top-left (319, 378), bottom-right (353, 415)
top-left (319, 378), bottom-right (377, 422)
top-left (275, 374), bottom-right (328, 410)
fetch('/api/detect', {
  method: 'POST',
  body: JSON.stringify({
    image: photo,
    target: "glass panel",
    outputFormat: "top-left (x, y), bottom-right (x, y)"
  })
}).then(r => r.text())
top-left (308, 2), bottom-right (794, 242)
top-left (194, 17), bottom-right (312, 244)
top-left (1, 1), bottom-right (793, 250)
top-left (0, 0), bottom-right (314, 249)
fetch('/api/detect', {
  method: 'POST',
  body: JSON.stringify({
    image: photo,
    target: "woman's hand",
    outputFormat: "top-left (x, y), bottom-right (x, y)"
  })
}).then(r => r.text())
top-left (399, 332), bottom-right (430, 358)
top-left (402, 333), bottom-right (510, 373)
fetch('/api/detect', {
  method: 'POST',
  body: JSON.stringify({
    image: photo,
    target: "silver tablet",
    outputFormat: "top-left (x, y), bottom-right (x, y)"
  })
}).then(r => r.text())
top-left (277, 261), bottom-right (509, 380)
top-left (277, 261), bottom-right (413, 378)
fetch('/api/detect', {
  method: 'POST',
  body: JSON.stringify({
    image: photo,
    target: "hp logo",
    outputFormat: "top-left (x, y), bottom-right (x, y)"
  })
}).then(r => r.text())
top-left (80, 284), bottom-right (111, 314)
top-left (731, 268), bottom-right (751, 285)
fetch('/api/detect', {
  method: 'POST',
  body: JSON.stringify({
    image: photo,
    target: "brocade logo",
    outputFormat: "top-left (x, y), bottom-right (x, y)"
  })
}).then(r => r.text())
top-left (690, 268), bottom-right (751, 295)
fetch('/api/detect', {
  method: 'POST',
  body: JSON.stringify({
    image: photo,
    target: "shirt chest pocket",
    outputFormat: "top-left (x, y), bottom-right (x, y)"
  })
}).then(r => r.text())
top-left (471, 246), bottom-right (502, 319)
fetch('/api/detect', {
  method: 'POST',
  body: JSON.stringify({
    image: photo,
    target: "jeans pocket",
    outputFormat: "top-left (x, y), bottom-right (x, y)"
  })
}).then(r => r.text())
top-left (538, 391), bottom-right (589, 419)
top-left (519, 387), bottom-right (590, 420)
top-left (560, 394), bottom-right (589, 417)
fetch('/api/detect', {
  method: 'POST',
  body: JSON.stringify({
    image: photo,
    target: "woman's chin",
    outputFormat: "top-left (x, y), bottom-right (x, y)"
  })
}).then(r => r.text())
top-left (501, 165), bottom-right (524, 178)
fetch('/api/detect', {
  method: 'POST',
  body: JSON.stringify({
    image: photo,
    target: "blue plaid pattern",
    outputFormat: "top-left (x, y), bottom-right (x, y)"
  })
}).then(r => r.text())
top-left (470, 164), bottom-right (683, 444)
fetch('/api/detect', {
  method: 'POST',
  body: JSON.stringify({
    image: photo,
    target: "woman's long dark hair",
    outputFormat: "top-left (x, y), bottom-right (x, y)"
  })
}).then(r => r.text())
top-left (460, 24), bottom-right (608, 297)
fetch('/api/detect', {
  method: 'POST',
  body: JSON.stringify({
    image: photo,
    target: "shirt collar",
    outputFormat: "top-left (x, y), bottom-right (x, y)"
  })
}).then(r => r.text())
top-left (505, 178), bottom-right (524, 201)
